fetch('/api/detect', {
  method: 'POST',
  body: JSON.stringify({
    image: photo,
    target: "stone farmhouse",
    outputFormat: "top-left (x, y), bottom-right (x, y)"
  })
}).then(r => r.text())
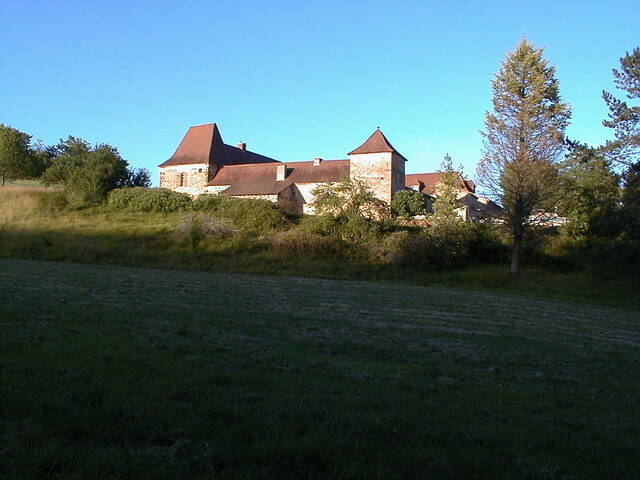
top-left (159, 123), bottom-right (497, 219)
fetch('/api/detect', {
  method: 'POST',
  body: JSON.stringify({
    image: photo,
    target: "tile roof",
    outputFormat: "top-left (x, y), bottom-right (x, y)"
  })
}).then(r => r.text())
top-left (158, 123), bottom-right (278, 167)
top-left (405, 172), bottom-right (473, 196)
top-left (348, 128), bottom-right (407, 161)
top-left (209, 159), bottom-right (350, 196)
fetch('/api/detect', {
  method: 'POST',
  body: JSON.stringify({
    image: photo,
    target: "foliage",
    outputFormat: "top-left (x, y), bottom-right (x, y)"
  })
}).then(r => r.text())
top-left (123, 167), bottom-right (152, 188)
top-left (620, 160), bottom-right (640, 238)
top-left (602, 47), bottom-right (640, 166)
top-left (431, 154), bottom-right (463, 228)
top-left (311, 177), bottom-right (390, 220)
top-left (0, 124), bottom-right (36, 186)
top-left (178, 214), bottom-right (238, 250)
top-left (268, 230), bottom-right (344, 256)
top-left (41, 136), bottom-right (150, 208)
top-left (391, 189), bottom-right (428, 218)
top-left (557, 142), bottom-right (622, 239)
top-left (477, 38), bottom-right (571, 275)
top-left (192, 194), bottom-right (289, 234)
top-left (107, 187), bottom-right (192, 212)
top-left (373, 222), bottom-right (505, 270)
top-left (41, 137), bottom-right (131, 208)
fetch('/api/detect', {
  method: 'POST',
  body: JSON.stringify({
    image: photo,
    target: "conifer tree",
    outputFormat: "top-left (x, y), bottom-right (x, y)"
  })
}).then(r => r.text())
top-left (602, 47), bottom-right (640, 166)
top-left (478, 39), bottom-right (571, 276)
top-left (431, 154), bottom-right (461, 227)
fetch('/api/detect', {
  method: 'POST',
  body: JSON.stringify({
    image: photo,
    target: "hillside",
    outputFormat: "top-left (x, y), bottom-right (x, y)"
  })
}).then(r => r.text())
top-left (1, 259), bottom-right (638, 479)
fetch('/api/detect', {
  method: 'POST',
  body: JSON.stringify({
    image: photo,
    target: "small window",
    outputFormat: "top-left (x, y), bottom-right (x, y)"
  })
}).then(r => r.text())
top-left (198, 168), bottom-right (203, 173)
top-left (179, 172), bottom-right (187, 187)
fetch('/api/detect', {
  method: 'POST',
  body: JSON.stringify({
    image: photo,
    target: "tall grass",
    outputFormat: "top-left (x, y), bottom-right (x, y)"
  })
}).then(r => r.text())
top-left (0, 187), bottom-right (637, 308)
top-left (0, 185), bottom-right (58, 223)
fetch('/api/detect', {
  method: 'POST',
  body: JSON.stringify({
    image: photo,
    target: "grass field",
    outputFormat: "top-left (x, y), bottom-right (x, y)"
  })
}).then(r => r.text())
top-left (1, 259), bottom-right (638, 479)
top-left (1, 185), bottom-right (638, 309)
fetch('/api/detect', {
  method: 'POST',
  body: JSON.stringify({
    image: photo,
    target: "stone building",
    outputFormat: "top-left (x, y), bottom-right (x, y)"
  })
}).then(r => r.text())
top-left (159, 123), bottom-right (493, 217)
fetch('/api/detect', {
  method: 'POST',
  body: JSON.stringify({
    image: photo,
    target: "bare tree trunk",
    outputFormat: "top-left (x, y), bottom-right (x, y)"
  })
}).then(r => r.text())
top-left (510, 233), bottom-right (521, 277)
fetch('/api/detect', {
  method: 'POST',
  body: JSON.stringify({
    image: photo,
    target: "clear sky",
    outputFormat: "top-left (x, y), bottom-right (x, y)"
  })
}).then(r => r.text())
top-left (1, 0), bottom-right (637, 185)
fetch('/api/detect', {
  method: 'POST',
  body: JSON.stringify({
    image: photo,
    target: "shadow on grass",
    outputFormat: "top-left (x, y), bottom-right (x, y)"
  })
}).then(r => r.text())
top-left (1, 226), bottom-right (638, 309)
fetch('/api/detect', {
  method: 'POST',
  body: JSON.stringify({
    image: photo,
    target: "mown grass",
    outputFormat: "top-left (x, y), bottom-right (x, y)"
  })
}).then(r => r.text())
top-left (1, 259), bottom-right (639, 479)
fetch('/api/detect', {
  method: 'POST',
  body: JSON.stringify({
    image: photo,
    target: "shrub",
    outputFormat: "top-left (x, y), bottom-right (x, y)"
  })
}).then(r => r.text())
top-left (391, 190), bottom-right (428, 219)
top-left (372, 222), bottom-right (506, 270)
top-left (311, 178), bottom-right (390, 220)
top-left (191, 195), bottom-right (289, 234)
top-left (268, 231), bottom-right (345, 256)
top-left (107, 187), bottom-right (192, 212)
top-left (178, 214), bottom-right (239, 250)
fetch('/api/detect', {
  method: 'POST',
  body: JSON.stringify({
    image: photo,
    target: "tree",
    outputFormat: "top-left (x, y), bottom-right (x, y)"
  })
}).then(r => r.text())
top-left (602, 47), bottom-right (640, 166)
top-left (0, 124), bottom-right (34, 186)
top-left (42, 137), bottom-right (131, 207)
top-left (558, 142), bottom-right (621, 239)
top-left (620, 161), bottom-right (640, 238)
top-left (311, 177), bottom-right (389, 220)
top-left (431, 154), bottom-right (462, 227)
top-left (477, 39), bottom-right (571, 276)
top-left (391, 189), bottom-right (428, 219)
top-left (122, 167), bottom-right (151, 188)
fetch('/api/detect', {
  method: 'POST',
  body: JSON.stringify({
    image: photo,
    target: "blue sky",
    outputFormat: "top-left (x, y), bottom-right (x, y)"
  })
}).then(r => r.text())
top-left (1, 0), bottom-right (637, 185)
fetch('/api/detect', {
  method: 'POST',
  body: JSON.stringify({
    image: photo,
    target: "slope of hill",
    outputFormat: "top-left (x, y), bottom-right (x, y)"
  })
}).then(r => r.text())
top-left (1, 259), bottom-right (638, 479)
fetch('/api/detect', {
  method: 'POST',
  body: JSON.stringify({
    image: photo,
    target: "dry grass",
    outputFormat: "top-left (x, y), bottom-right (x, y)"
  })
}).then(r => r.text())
top-left (0, 184), bottom-right (55, 222)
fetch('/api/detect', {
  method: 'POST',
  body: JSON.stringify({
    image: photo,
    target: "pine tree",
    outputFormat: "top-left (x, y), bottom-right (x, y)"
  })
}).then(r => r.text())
top-left (477, 39), bottom-right (571, 276)
top-left (602, 47), bottom-right (640, 166)
top-left (431, 154), bottom-right (461, 227)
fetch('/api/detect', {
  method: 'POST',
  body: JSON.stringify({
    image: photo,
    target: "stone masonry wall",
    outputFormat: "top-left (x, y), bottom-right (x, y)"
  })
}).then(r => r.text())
top-left (159, 163), bottom-right (209, 195)
top-left (348, 152), bottom-right (394, 204)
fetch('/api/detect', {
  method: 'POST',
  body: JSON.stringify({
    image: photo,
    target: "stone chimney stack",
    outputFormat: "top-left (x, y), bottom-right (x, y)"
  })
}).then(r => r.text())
top-left (237, 142), bottom-right (247, 151)
top-left (276, 164), bottom-right (287, 181)
top-left (313, 157), bottom-right (323, 166)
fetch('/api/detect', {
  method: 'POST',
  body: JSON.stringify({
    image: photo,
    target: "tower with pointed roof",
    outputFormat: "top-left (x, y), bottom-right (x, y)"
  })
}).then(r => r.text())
top-left (347, 128), bottom-right (406, 204)
top-left (158, 123), bottom-right (278, 194)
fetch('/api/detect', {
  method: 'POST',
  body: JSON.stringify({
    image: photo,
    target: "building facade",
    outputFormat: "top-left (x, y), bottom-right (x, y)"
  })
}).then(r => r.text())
top-left (159, 123), bottom-right (489, 216)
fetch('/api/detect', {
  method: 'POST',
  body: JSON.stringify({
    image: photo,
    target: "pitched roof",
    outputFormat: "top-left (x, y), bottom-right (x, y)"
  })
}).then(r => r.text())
top-left (158, 123), bottom-right (278, 167)
top-left (209, 159), bottom-right (350, 196)
top-left (348, 128), bottom-right (407, 161)
top-left (405, 172), bottom-right (473, 196)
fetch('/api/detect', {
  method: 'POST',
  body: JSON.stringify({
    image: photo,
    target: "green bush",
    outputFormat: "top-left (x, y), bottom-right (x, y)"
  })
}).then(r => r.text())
top-left (107, 187), bottom-right (192, 212)
top-left (268, 231), bottom-right (345, 256)
top-left (391, 190), bottom-right (428, 218)
top-left (371, 223), bottom-right (506, 270)
top-left (192, 195), bottom-right (289, 234)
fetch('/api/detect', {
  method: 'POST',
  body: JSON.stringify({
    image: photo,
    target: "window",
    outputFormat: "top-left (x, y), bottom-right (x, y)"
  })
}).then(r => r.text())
top-left (179, 173), bottom-right (187, 187)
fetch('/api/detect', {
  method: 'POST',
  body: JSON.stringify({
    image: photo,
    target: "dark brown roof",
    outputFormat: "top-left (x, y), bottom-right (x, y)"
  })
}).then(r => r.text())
top-left (209, 159), bottom-right (350, 195)
top-left (405, 172), bottom-right (473, 196)
top-left (348, 128), bottom-right (407, 161)
top-left (158, 123), bottom-right (278, 168)
top-left (222, 144), bottom-right (279, 165)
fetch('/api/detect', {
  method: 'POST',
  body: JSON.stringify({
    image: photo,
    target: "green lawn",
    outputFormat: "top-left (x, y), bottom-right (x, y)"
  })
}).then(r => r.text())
top-left (1, 259), bottom-right (638, 479)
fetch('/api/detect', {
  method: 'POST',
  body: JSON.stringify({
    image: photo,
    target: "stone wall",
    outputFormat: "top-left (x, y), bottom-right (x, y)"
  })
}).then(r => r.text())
top-left (204, 185), bottom-right (231, 195)
top-left (391, 153), bottom-right (406, 196)
top-left (348, 152), bottom-right (394, 204)
top-left (159, 163), bottom-right (209, 193)
top-left (277, 184), bottom-right (305, 214)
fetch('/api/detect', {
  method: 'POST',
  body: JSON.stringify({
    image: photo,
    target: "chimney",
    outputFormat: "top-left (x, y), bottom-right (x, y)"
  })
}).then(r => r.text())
top-left (237, 142), bottom-right (247, 151)
top-left (313, 157), bottom-right (322, 166)
top-left (276, 164), bottom-right (287, 181)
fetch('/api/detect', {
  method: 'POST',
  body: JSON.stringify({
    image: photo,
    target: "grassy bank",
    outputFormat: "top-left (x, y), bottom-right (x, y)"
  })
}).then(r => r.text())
top-left (0, 186), bottom-right (638, 309)
top-left (1, 259), bottom-right (639, 479)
